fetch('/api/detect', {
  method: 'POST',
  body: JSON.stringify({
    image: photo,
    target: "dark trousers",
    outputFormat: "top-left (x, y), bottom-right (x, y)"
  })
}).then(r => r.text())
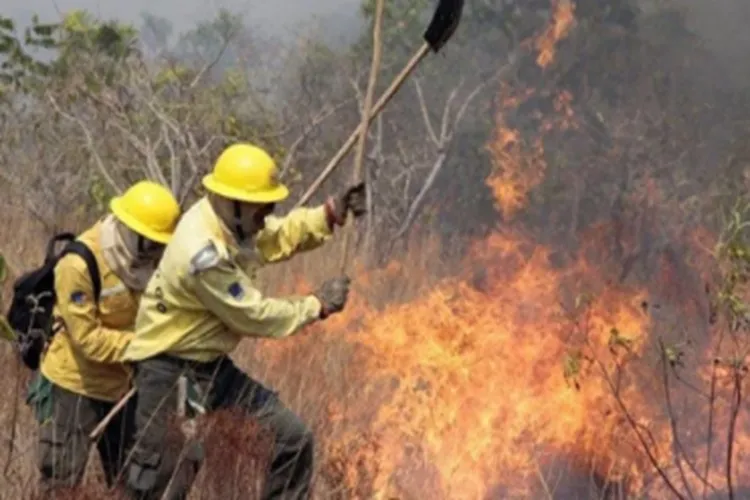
top-left (37, 383), bottom-right (136, 493)
top-left (125, 354), bottom-right (314, 500)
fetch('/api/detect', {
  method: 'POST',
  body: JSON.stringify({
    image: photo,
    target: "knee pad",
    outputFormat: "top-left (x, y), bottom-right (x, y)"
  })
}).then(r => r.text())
top-left (37, 428), bottom-right (87, 485)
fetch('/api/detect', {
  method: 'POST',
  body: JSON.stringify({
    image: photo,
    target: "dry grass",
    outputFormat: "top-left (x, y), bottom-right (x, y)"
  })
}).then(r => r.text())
top-left (191, 409), bottom-right (273, 499)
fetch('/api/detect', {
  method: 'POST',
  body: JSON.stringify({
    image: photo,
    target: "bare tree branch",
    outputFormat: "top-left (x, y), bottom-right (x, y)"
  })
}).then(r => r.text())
top-left (189, 37), bottom-right (232, 89)
top-left (281, 99), bottom-right (353, 176)
top-left (47, 93), bottom-right (124, 193)
top-left (413, 78), bottom-right (439, 146)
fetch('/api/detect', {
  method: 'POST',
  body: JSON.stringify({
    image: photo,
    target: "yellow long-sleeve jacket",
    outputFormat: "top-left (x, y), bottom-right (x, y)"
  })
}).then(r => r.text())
top-left (123, 197), bottom-right (332, 363)
top-left (40, 222), bottom-right (138, 402)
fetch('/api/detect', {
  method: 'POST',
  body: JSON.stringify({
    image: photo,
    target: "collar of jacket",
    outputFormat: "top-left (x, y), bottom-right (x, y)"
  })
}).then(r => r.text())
top-left (198, 196), bottom-right (255, 261)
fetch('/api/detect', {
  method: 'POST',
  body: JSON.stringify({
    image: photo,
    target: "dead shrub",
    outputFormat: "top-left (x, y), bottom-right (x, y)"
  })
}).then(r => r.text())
top-left (190, 408), bottom-right (273, 500)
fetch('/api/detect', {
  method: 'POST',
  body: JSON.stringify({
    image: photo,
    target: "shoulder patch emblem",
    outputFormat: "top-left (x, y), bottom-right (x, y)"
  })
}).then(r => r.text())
top-left (70, 290), bottom-right (86, 305)
top-left (227, 282), bottom-right (245, 300)
top-left (189, 241), bottom-right (221, 275)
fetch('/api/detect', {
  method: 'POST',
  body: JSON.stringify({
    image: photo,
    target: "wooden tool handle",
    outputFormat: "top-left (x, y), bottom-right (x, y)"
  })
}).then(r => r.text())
top-left (295, 43), bottom-right (431, 208)
top-left (88, 386), bottom-right (136, 440)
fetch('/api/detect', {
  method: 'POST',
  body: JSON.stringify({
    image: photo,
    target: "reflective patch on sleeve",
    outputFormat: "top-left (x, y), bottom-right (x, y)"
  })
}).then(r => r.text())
top-left (70, 291), bottom-right (86, 304)
top-left (100, 283), bottom-right (127, 298)
top-left (189, 241), bottom-right (221, 275)
top-left (227, 282), bottom-right (245, 300)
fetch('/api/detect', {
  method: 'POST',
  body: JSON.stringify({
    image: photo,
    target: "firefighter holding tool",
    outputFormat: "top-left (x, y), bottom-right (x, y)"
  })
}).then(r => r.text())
top-left (123, 143), bottom-right (365, 500)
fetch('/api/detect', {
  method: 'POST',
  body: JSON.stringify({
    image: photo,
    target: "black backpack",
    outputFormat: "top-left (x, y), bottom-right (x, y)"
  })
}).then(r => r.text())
top-left (5, 232), bottom-right (101, 371)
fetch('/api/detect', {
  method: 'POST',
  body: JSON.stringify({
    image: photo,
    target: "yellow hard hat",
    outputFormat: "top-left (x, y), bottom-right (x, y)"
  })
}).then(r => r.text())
top-left (202, 143), bottom-right (289, 203)
top-left (109, 181), bottom-right (180, 244)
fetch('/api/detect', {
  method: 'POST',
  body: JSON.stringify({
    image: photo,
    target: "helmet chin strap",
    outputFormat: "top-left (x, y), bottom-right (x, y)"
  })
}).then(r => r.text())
top-left (133, 234), bottom-right (154, 265)
top-left (233, 201), bottom-right (247, 243)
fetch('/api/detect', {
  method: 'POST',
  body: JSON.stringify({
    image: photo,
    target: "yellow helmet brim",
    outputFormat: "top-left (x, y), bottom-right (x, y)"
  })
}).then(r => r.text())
top-left (202, 174), bottom-right (290, 204)
top-left (110, 197), bottom-right (174, 244)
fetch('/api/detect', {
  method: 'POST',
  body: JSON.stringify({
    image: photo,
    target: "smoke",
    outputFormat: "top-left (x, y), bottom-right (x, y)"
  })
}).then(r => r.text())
top-left (673, 0), bottom-right (750, 87)
top-left (2, 0), bottom-right (363, 43)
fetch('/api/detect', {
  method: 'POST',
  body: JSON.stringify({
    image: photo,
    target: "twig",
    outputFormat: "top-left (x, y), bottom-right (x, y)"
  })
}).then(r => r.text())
top-left (531, 451), bottom-right (555, 499)
top-left (725, 366), bottom-right (743, 500)
top-left (658, 339), bottom-right (696, 499)
top-left (46, 92), bottom-right (124, 193)
top-left (595, 357), bottom-right (686, 499)
top-left (702, 360), bottom-right (718, 500)
top-left (340, 0), bottom-right (384, 271)
top-left (280, 99), bottom-right (353, 176)
top-left (413, 78), bottom-right (439, 146)
top-left (389, 151), bottom-right (448, 244)
top-left (363, 114), bottom-right (384, 249)
top-left (388, 63), bottom-right (511, 247)
top-left (189, 36), bottom-right (232, 89)
top-left (144, 134), bottom-right (170, 187)
top-left (163, 123), bottom-right (180, 193)
top-left (2, 354), bottom-right (21, 477)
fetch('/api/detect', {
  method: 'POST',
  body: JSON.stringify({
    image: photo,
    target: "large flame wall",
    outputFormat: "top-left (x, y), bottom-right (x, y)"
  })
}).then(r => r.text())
top-left (246, 2), bottom-right (750, 498)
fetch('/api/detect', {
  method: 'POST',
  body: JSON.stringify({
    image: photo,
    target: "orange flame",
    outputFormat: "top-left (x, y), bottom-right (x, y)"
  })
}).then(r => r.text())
top-left (334, 231), bottom-right (655, 498)
top-left (250, 2), bottom-right (750, 498)
top-left (536, 0), bottom-right (576, 68)
top-left (486, 2), bottom-right (577, 220)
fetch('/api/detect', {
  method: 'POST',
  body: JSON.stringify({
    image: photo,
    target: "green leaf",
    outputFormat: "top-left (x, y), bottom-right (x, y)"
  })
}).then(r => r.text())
top-left (0, 253), bottom-right (6, 282)
top-left (0, 316), bottom-right (15, 342)
top-left (664, 345), bottom-right (684, 368)
top-left (32, 24), bottom-right (57, 37)
top-left (0, 17), bottom-right (15, 32)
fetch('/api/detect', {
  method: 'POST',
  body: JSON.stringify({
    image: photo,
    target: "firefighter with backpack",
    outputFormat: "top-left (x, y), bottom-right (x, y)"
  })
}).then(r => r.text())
top-left (12, 181), bottom-right (181, 493)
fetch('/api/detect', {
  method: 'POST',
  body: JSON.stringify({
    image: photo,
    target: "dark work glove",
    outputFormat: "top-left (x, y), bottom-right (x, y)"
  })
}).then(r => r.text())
top-left (325, 182), bottom-right (366, 227)
top-left (315, 276), bottom-right (351, 319)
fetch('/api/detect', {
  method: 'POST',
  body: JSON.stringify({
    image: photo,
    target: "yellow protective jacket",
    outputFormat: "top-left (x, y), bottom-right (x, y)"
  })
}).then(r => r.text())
top-left (123, 197), bottom-right (331, 363)
top-left (40, 222), bottom-right (138, 402)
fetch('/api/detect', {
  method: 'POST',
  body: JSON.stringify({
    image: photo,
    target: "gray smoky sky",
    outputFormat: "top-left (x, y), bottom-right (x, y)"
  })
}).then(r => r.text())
top-left (677, 0), bottom-right (750, 86)
top-left (2, 0), bottom-right (363, 43)
top-left (3, 0), bottom-right (750, 44)
top-left (2, 0), bottom-right (749, 82)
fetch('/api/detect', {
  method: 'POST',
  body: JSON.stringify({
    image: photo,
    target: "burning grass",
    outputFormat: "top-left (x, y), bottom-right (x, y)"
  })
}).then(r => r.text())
top-left (241, 202), bottom-right (749, 498)
top-left (191, 408), bottom-right (274, 499)
top-left (0, 1), bottom-right (749, 498)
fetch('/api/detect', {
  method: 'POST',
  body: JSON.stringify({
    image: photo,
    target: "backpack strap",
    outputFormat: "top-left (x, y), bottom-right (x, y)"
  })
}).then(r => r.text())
top-left (45, 233), bottom-right (77, 264)
top-left (63, 241), bottom-right (102, 303)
